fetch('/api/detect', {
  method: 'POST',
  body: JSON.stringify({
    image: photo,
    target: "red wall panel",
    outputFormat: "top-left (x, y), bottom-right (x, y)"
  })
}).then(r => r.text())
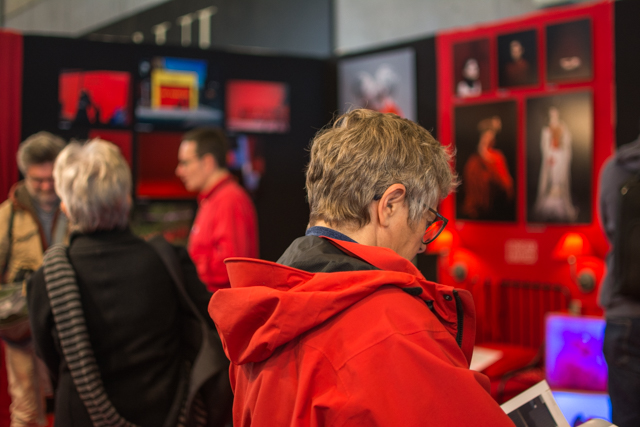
top-left (435, 1), bottom-right (614, 316)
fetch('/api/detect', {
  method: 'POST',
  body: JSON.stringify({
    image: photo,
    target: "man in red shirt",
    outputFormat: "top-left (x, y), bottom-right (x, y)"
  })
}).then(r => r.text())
top-left (176, 128), bottom-right (258, 292)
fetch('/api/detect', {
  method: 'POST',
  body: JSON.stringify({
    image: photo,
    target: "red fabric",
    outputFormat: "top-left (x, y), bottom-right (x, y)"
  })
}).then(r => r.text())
top-left (0, 345), bottom-right (9, 427)
top-left (210, 238), bottom-right (514, 427)
top-left (188, 175), bottom-right (258, 292)
top-left (0, 31), bottom-right (22, 201)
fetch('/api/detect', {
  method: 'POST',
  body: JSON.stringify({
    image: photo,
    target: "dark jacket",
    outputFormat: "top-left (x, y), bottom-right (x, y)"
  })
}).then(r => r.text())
top-left (27, 229), bottom-right (213, 426)
top-left (209, 236), bottom-right (514, 427)
top-left (598, 135), bottom-right (640, 318)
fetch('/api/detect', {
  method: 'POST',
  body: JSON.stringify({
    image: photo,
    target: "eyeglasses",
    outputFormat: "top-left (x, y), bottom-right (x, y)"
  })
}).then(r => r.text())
top-left (177, 156), bottom-right (202, 168)
top-left (26, 176), bottom-right (55, 186)
top-left (422, 208), bottom-right (448, 245)
top-left (373, 193), bottom-right (448, 245)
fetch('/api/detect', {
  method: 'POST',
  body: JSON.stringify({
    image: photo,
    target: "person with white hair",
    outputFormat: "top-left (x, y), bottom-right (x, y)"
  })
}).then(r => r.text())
top-left (27, 139), bottom-right (229, 426)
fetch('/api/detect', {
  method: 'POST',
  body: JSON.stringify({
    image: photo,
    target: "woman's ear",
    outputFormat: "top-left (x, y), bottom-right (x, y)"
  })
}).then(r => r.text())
top-left (60, 201), bottom-right (68, 217)
top-left (376, 184), bottom-right (407, 227)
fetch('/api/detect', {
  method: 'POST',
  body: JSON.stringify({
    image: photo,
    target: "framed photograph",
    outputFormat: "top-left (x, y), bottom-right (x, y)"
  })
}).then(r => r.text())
top-left (225, 80), bottom-right (290, 133)
top-left (135, 57), bottom-right (223, 131)
top-left (453, 39), bottom-right (491, 98)
top-left (337, 47), bottom-right (416, 121)
top-left (546, 19), bottom-right (593, 83)
top-left (59, 70), bottom-right (131, 129)
top-left (526, 91), bottom-right (593, 224)
top-left (455, 101), bottom-right (518, 222)
top-left (498, 30), bottom-right (539, 88)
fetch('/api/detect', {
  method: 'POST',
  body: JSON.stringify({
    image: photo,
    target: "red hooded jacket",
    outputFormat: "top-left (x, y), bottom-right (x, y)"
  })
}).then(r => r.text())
top-left (209, 237), bottom-right (514, 427)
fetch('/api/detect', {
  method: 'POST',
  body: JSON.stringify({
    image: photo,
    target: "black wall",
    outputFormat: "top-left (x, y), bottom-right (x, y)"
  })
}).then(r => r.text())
top-left (22, 36), bottom-right (333, 261)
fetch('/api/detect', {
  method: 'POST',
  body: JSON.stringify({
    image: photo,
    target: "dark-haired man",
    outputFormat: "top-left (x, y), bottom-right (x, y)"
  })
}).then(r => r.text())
top-left (176, 128), bottom-right (258, 292)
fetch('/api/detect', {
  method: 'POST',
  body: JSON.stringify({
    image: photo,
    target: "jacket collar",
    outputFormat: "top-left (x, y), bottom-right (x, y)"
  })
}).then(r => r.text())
top-left (198, 174), bottom-right (234, 204)
top-left (214, 237), bottom-right (476, 365)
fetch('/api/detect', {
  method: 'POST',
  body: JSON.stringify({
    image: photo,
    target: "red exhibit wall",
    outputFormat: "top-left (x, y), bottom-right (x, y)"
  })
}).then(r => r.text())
top-left (136, 132), bottom-right (197, 199)
top-left (0, 31), bottom-right (23, 201)
top-left (435, 1), bottom-right (614, 316)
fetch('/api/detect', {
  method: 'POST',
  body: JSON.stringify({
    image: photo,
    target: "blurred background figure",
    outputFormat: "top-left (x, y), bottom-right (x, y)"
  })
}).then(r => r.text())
top-left (0, 132), bottom-right (68, 427)
top-left (598, 131), bottom-right (640, 427)
top-left (175, 128), bottom-right (259, 293)
top-left (457, 58), bottom-right (482, 98)
top-left (534, 106), bottom-right (577, 222)
top-left (462, 116), bottom-right (514, 219)
top-left (504, 39), bottom-right (532, 86)
top-left (27, 139), bottom-right (227, 426)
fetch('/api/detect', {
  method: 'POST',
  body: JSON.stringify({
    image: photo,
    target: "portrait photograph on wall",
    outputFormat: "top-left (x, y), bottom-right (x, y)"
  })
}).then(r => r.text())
top-left (225, 80), bottom-right (290, 134)
top-left (497, 30), bottom-right (539, 88)
top-left (59, 70), bottom-right (131, 129)
top-left (337, 47), bottom-right (416, 121)
top-left (453, 39), bottom-right (491, 98)
top-left (454, 100), bottom-right (518, 222)
top-left (546, 19), bottom-right (593, 83)
top-left (526, 91), bottom-right (593, 224)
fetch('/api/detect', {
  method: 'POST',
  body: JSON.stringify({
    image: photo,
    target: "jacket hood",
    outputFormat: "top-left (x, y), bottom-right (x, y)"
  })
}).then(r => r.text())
top-left (209, 237), bottom-right (476, 366)
top-left (616, 135), bottom-right (640, 172)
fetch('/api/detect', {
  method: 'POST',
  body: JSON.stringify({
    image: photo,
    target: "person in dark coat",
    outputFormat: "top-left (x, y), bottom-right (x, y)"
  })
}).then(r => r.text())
top-left (598, 134), bottom-right (640, 427)
top-left (27, 139), bottom-right (215, 426)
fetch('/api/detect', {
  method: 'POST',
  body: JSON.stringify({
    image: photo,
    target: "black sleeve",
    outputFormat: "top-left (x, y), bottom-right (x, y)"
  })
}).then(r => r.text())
top-left (26, 267), bottom-right (60, 387)
top-left (174, 245), bottom-right (215, 328)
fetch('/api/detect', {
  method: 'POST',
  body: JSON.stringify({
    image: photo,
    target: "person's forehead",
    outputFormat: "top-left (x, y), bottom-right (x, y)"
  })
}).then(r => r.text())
top-left (26, 162), bottom-right (54, 177)
top-left (179, 140), bottom-right (198, 156)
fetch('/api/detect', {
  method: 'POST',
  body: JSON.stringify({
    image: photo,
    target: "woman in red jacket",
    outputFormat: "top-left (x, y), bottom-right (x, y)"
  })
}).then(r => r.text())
top-left (210, 109), bottom-right (515, 427)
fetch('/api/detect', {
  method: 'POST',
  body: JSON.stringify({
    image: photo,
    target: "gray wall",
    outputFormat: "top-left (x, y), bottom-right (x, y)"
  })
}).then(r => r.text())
top-left (5, 0), bottom-right (333, 58)
top-left (334, 0), bottom-right (591, 54)
top-left (4, 0), bottom-right (170, 36)
top-left (4, 0), bottom-right (592, 57)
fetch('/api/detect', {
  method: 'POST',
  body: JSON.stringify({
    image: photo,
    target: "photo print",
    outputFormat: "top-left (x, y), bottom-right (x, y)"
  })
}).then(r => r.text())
top-left (338, 47), bottom-right (416, 121)
top-left (136, 57), bottom-right (223, 131)
top-left (498, 30), bottom-right (539, 88)
top-left (453, 39), bottom-right (491, 98)
top-left (59, 70), bottom-right (131, 129)
top-left (455, 101), bottom-right (518, 222)
top-left (546, 19), bottom-right (593, 83)
top-left (526, 91), bottom-right (593, 224)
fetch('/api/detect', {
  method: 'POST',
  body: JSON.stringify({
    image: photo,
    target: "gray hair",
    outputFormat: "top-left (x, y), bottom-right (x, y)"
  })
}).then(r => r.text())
top-left (17, 131), bottom-right (66, 174)
top-left (54, 139), bottom-right (132, 233)
top-left (306, 109), bottom-right (457, 229)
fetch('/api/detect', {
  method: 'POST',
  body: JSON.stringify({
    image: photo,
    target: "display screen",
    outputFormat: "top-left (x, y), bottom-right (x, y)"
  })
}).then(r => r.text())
top-left (226, 80), bottom-right (289, 133)
top-left (545, 313), bottom-right (607, 392)
top-left (59, 70), bottom-right (131, 128)
top-left (136, 57), bottom-right (223, 130)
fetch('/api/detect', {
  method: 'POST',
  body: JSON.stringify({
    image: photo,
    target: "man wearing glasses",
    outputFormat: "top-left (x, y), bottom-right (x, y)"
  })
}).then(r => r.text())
top-left (0, 132), bottom-right (68, 427)
top-left (210, 109), bottom-right (514, 426)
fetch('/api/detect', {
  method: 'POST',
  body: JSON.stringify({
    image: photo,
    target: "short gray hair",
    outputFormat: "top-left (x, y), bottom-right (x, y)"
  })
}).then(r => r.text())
top-left (17, 131), bottom-right (66, 174)
top-left (307, 109), bottom-right (457, 229)
top-left (54, 139), bottom-right (132, 233)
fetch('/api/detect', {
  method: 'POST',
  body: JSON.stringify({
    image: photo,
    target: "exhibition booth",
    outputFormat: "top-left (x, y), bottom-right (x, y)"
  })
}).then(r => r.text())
top-left (1, 0), bottom-right (639, 424)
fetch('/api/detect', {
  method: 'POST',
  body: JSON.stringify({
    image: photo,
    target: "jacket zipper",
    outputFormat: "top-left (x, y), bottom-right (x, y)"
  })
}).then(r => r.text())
top-left (452, 289), bottom-right (464, 348)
